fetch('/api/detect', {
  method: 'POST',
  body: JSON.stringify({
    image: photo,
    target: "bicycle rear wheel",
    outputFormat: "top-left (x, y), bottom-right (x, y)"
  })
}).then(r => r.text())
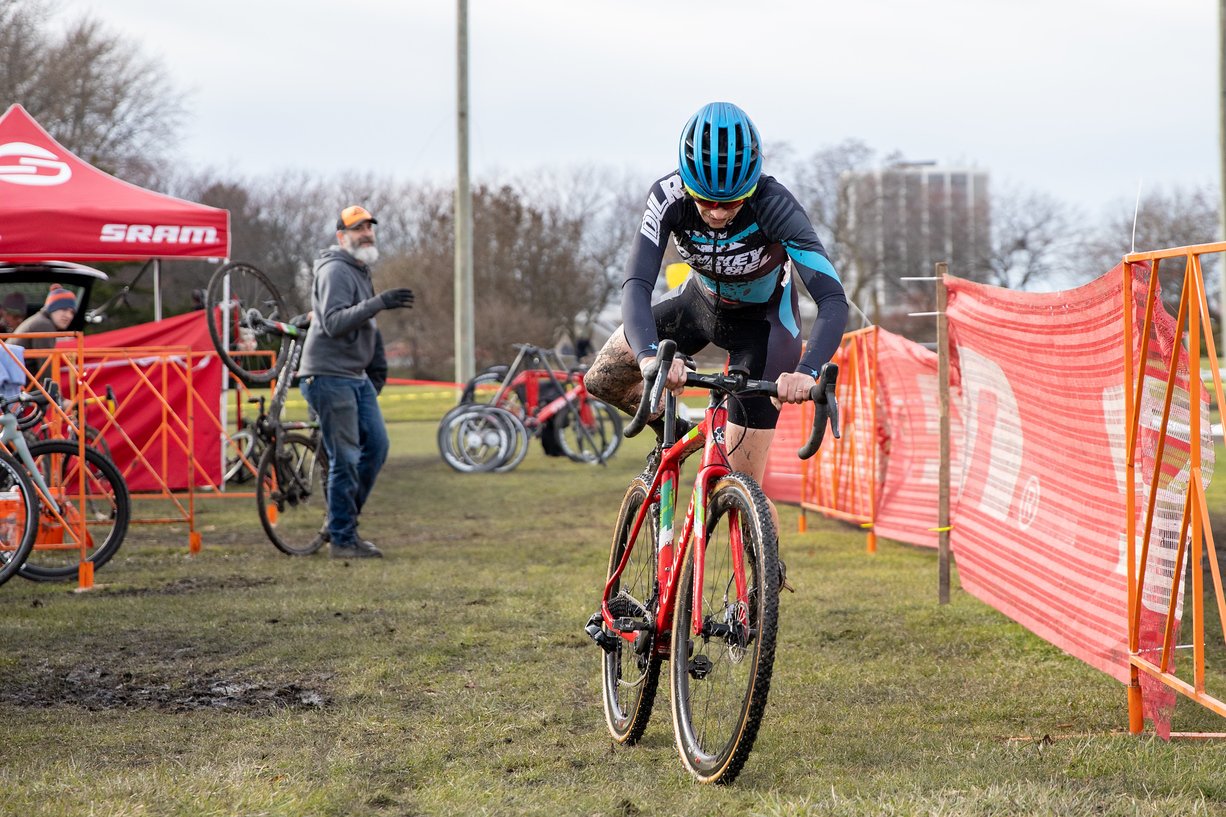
top-left (0, 449), bottom-right (39, 587)
top-left (18, 440), bottom-right (130, 582)
top-left (554, 397), bottom-right (622, 464)
top-left (256, 432), bottom-right (328, 555)
top-left (206, 262), bottom-right (293, 386)
top-left (601, 476), bottom-right (661, 744)
top-left (669, 472), bottom-right (779, 784)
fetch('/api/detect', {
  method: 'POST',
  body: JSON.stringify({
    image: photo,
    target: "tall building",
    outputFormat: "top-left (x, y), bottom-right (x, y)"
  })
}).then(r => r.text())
top-left (840, 163), bottom-right (990, 332)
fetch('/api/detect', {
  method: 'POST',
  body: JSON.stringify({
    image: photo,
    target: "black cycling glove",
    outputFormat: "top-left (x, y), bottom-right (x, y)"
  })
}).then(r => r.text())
top-left (379, 288), bottom-right (414, 310)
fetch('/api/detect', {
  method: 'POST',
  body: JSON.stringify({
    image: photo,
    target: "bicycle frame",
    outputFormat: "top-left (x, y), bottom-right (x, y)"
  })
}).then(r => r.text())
top-left (479, 344), bottom-right (606, 460)
top-left (600, 389), bottom-right (744, 653)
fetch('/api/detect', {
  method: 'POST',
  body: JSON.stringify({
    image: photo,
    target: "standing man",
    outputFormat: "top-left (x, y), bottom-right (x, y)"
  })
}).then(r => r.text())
top-left (12, 285), bottom-right (75, 349)
top-left (299, 206), bottom-right (414, 558)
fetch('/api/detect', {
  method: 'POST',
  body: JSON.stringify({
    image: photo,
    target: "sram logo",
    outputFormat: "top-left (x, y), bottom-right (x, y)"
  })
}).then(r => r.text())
top-left (100, 224), bottom-right (218, 244)
top-left (0, 142), bottom-right (71, 186)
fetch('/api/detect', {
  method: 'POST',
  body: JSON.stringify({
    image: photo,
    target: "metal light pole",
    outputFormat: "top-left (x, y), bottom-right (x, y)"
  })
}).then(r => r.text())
top-left (454, 0), bottom-right (475, 386)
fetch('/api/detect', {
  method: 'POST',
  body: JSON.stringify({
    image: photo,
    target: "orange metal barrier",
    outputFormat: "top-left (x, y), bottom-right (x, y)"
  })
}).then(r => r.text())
top-left (799, 326), bottom-right (879, 551)
top-left (1122, 242), bottom-right (1226, 735)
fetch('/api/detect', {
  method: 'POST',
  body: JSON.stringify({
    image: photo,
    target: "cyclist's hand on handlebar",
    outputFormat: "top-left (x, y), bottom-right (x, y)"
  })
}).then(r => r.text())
top-left (379, 288), bottom-right (415, 310)
top-left (771, 370), bottom-right (817, 410)
top-left (640, 354), bottom-right (688, 397)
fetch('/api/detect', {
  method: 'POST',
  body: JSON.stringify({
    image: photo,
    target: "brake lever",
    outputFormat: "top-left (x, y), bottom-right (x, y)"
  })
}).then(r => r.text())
top-left (624, 340), bottom-right (677, 439)
top-left (797, 363), bottom-right (839, 459)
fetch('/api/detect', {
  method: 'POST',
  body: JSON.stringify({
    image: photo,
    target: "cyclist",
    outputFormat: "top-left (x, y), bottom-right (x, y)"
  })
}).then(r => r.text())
top-left (585, 101), bottom-right (849, 541)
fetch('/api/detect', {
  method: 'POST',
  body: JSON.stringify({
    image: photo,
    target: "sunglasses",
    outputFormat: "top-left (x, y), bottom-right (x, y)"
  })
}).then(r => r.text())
top-left (690, 194), bottom-right (748, 210)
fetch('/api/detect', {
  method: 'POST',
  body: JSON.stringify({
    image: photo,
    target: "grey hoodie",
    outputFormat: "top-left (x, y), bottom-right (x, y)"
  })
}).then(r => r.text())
top-left (298, 246), bottom-right (386, 379)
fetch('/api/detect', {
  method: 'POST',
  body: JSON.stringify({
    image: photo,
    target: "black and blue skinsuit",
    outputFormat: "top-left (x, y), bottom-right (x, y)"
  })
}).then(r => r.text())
top-left (621, 171), bottom-right (849, 429)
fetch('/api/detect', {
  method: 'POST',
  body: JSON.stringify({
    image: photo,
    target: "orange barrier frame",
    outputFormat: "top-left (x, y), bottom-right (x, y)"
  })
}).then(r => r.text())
top-left (0, 336), bottom-right (94, 585)
top-left (799, 326), bottom-right (879, 551)
top-left (1122, 242), bottom-right (1226, 735)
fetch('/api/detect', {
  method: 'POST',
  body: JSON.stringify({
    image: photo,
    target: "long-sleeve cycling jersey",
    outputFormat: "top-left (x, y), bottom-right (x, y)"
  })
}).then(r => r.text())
top-left (623, 172), bottom-right (849, 377)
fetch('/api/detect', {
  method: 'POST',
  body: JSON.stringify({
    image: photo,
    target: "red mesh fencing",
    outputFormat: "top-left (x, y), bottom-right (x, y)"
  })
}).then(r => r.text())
top-left (767, 264), bottom-right (1200, 736)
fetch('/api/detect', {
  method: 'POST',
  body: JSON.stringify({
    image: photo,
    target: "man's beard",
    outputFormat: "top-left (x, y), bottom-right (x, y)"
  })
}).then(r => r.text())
top-left (350, 243), bottom-right (379, 264)
top-left (340, 233), bottom-right (379, 264)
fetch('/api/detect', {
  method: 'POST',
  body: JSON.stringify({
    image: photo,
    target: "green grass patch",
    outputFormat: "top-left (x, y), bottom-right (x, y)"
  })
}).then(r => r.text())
top-left (0, 422), bottom-right (1224, 815)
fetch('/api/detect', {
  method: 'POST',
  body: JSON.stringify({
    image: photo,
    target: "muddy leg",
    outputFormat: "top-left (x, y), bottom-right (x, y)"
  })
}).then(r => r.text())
top-left (583, 327), bottom-right (644, 417)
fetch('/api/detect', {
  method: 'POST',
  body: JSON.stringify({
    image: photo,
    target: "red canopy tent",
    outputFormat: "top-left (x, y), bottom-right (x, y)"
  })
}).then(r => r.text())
top-left (0, 104), bottom-right (230, 262)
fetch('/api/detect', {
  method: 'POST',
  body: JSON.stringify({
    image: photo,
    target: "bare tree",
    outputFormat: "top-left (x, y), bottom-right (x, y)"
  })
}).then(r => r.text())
top-left (979, 187), bottom-right (1084, 291)
top-left (0, 0), bottom-right (186, 183)
top-left (1086, 185), bottom-right (1220, 317)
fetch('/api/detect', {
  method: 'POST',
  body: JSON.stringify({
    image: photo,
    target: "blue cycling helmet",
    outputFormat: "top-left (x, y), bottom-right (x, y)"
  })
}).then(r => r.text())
top-left (678, 102), bottom-right (762, 201)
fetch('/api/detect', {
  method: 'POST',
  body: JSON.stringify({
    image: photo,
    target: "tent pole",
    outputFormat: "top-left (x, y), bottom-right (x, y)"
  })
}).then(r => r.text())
top-left (153, 259), bottom-right (162, 322)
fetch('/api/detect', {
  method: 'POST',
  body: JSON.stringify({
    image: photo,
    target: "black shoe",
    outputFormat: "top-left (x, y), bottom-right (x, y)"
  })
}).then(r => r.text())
top-left (329, 539), bottom-right (383, 559)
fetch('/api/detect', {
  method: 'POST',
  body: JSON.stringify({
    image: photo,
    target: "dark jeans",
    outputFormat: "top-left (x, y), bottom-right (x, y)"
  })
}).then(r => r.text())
top-left (300, 375), bottom-right (389, 545)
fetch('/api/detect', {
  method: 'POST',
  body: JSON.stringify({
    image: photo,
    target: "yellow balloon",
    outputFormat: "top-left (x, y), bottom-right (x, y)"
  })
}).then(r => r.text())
top-left (665, 263), bottom-right (691, 291)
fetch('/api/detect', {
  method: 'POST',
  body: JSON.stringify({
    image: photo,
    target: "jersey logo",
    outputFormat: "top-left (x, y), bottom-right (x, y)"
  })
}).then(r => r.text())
top-left (639, 174), bottom-right (686, 246)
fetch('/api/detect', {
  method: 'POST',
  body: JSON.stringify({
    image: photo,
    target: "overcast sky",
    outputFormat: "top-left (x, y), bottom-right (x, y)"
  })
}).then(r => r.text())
top-left (62, 1), bottom-right (1217, 218)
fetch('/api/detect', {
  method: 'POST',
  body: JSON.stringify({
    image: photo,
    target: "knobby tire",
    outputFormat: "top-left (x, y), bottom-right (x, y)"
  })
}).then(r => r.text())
top-left (669, 472), bottom-right (779, 784)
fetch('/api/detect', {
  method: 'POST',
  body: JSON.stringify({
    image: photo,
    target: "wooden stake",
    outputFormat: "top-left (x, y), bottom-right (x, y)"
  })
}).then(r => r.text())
top-left (937, 263), bottom-right (951, 605)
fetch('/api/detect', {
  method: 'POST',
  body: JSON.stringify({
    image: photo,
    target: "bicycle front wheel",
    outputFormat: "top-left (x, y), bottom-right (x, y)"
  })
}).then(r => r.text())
top-left (601, 475), bottom-right (661, 744)
top-left (0, 449), bottom-right (39, 587)
top-left (669, 472), bottom-right (779, 784)
top-left (554, 397), bottom-right (622, 464)
top-left (256, 433), bottom-right (329, 556)
top-left (19, 440), bottom-right (130, 582)
top-left (206, 262), bottom-right (293, 386)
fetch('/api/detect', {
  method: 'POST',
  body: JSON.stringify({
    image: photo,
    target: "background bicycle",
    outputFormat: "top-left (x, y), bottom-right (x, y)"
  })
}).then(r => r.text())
top-left (587, 339), bottom-right (839, 784)
top-left (205, 261), bottom-right (328, 556)
top-left (438, 343), bottom-right (620, 472)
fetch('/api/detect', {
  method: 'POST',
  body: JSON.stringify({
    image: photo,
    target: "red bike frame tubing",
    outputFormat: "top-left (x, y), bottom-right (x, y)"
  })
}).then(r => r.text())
top-left (601, 396), bottom-right (737, 645)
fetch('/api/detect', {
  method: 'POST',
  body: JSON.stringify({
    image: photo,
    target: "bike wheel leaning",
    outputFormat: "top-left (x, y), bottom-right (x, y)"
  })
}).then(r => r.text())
top-left (0, 449), bottom-right (40, 587)
top-left (224, 427), bottom-right (260, 483)
top-left (206, 262), bottom-right (293, 386)
top-left (19, 440), bottom-right (130, 582)
top-left (669, 472), bottom-right (779, 784)
top-left (436, 404), bottom-right (514, 473)
top-left (489, 407), bottom-right (530, 473)
top-left (601, 475), bottom-right (662, 744)
top-left (460, 366), bottom-right (526, 419)
top-left (554, 397), bottom-right (623, 464)
top-left (256, 432), bottom-right (329, 556)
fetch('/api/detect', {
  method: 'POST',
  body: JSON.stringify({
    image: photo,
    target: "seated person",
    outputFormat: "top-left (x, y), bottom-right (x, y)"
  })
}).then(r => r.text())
top-left (11, 285), bottom-right (76, 350)
top-left (0, 293), bottom-right (26, 333)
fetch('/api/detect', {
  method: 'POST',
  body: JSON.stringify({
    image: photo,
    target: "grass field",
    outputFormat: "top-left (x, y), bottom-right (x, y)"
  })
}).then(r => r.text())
top-left (1, 414), bottom-right (1225, 816)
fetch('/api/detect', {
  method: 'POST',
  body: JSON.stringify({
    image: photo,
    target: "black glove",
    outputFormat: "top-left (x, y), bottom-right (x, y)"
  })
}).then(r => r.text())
top-left (379, 288), bottom-right (414, 310)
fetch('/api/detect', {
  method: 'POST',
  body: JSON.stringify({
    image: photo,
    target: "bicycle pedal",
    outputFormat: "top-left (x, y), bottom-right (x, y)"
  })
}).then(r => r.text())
top-left (688, 654), bottom-right (713, 680)
top-left (612, 617), bottom-right (650, 633)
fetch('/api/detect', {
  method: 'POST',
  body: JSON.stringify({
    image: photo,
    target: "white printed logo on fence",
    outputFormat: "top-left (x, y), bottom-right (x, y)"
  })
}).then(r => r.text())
top-left (1017, 475), bottom-right (1040, 530)
top-left (957, 347), bottom-right (1023, 522)
top-left (0, 142), bottom-right (71, 186)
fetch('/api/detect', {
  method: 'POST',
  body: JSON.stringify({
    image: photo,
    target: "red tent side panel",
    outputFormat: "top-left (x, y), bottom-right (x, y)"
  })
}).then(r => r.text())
top-left (56, 311), bottom-right (223, 491)
top-left (0, 104), bottom-right (230, 261)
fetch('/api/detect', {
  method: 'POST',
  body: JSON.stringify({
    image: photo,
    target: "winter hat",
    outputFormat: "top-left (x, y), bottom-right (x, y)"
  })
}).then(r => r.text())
top-left (44, 285), bottom-right (76, 314)
top-left (2, 292), bottom-right (26, 315)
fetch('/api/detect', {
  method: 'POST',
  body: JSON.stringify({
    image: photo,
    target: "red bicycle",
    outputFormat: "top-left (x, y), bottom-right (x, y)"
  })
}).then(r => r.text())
top-left (585, 339), bottom-right (838, 784)
top-left (444, 343), bottom-right (620, 470)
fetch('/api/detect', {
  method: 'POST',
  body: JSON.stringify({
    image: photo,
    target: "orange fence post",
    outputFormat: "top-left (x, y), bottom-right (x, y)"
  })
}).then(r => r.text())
top-left (1121, 240), bottom-right (1226, 735)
